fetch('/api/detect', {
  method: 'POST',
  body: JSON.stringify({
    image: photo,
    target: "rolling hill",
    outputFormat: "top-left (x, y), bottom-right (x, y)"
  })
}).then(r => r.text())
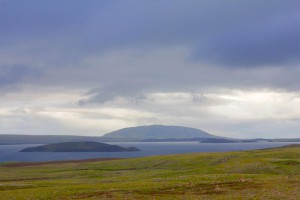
top-left (1, 145), bottom-right (299, 199)
top-left (103, 125), bottom-right (216, 139)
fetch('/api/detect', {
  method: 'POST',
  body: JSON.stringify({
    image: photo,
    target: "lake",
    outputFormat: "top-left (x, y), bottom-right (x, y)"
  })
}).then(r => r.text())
top-left (0, 142), bottom-right (298, 163)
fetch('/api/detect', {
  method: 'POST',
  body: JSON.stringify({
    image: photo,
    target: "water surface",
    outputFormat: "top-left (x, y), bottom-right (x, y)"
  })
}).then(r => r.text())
top-left (0, 142), bottom-right (298, 163)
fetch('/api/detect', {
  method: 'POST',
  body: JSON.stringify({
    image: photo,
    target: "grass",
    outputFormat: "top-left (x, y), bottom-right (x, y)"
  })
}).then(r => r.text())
top-left (0, 145), bottom-right (299, 199)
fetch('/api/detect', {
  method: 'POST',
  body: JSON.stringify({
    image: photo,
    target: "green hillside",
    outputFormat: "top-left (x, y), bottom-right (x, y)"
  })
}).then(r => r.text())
top-left (0, 145), bottom-right (299, 199)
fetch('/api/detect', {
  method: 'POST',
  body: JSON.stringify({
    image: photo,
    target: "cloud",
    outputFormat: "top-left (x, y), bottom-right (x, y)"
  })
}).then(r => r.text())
top-left (87, 0), bottom-right (300, 67)
top-left (0, 65), bottom-right (41, 92)
top-left (1, 89), bottom-right (300, 138)
top-left (1, 1), bottom-right (300, 137)
top-left (1, 0), bottom-right (300, 67)
top-left (193, 9), bottom-right (300, 67)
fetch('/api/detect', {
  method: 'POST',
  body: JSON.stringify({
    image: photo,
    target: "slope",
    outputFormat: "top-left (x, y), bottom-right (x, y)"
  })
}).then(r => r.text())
top-left (103, 125), bottom-right (216, 139)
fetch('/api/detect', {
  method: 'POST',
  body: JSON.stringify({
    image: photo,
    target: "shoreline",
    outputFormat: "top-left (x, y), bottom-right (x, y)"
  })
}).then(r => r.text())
top-left (1, 143), bottom-right (299, 166)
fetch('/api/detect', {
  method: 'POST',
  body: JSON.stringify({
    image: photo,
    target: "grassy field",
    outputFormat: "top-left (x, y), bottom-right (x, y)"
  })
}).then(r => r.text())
top-left (0, 145), bottom-right (299, 200)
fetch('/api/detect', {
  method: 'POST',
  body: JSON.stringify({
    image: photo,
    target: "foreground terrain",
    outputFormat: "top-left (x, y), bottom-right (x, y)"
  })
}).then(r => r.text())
top-left (0, 145), bottom-right (299, 200)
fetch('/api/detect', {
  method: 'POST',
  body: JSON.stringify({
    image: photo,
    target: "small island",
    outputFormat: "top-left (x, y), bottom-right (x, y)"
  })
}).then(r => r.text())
top-left (20, 141), bottom-right (141, 152)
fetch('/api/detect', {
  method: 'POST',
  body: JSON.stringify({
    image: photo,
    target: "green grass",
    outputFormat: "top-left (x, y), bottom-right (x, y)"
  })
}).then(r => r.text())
top-left (0, 145), bottom-right (299, 199)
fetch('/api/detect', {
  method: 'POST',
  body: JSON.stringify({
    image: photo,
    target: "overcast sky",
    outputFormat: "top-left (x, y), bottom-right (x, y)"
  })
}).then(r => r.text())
top-left (1, 0), bottom-right (300, 138)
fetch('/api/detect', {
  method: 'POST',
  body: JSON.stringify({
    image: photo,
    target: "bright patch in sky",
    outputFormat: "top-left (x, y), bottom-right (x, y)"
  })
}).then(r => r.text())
top-left (1, 0), bottom-right (300, 138)
top-left (1, 88), bottom-right (300, 138)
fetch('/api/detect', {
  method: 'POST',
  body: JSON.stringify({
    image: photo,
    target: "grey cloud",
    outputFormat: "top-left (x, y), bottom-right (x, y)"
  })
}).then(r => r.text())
top-left (1, 0), bottom-right (300, 101)
top-left (1, 0), bottom-right (300, 68)
top-left (2, 0), bottom-right (300, 138)
top-left (72, 56), bottom-right (300, 104)
top-left (191, 93), bottom-right (208, 104)
top-left (0, 65), bottom-right (41, 90)
top-left (194, 10), bottom-right (300, 67)
top-left (78, 81), bottom-right (148, 105)
top-left (77, 0), bottom-right (300, 67)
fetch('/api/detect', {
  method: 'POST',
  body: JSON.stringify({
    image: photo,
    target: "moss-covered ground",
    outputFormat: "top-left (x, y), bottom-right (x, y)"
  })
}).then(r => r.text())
top-left (0, 145), bottom-right (299, 199)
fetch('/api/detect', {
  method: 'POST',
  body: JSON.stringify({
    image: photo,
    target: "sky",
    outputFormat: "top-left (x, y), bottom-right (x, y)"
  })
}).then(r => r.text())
top-left (0, 0), bottom-right (300, 138)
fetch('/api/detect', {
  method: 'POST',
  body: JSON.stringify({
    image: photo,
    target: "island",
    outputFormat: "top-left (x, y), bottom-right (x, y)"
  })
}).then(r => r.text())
top-left (102, 125), bottom-right (217, 140)
top-left (20, 141), bottom-right (141, 152)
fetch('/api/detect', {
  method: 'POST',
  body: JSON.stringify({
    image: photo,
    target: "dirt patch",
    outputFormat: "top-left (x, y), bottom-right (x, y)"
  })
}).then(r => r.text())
top-left (2, 158), bottom-right (124, 167)
top-left (58, 181), bottom-right (262, 199)
top-left (273, 160), bottom-right (300, 166)
top-left (0, 184), bottom-right (37, 191)
top-left (285, 161), bottom-right (300, 166)
top-left (61, 190), bottom-right (127, 199)
top-left (210, 155), bottom-right (237, 165)
top-left (138, 180), bottom-right (262, 196)
top-left (0, 177), bottom-right (53, 182)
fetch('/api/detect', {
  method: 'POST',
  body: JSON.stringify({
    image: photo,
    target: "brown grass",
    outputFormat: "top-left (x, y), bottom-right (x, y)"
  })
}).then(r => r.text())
top-left (3, 158), bottom-right (124, 167)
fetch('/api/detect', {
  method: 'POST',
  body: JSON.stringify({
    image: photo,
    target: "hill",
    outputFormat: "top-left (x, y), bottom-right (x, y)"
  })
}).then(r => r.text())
top-left (1, 145), bottom-right (299, 199)
top-left (20, 142), bottom-right (140, 152)
top-left (1, 128), bottom-right (298, 145)
top-left (103, 125), bottom-right (216, 139)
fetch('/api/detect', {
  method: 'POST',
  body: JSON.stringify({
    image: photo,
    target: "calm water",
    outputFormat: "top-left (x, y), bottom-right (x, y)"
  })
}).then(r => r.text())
top-left (0, 142), bottom-right (298, 163)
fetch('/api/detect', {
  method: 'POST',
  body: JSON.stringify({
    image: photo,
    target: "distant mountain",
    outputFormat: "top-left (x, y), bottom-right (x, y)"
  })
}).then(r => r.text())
top-left (20, 142), bottom-right (140, 152)
top-left (103, 125), bottom-right (217, 139)
top-left (3, 126), bottom-right (298, 145)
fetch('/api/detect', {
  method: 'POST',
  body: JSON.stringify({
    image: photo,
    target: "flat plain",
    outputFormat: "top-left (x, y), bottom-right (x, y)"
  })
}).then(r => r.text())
top-left (0, 145), bottom-right (299, 200)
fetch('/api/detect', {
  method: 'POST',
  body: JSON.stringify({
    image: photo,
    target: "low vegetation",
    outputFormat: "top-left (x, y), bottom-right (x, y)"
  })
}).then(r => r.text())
top-left (0, 145), bottom-right (299, 199)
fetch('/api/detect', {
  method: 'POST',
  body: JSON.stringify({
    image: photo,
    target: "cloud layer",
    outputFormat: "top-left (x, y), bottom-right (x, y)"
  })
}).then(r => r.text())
top-left (0, 0), bottom-right (300, 137)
